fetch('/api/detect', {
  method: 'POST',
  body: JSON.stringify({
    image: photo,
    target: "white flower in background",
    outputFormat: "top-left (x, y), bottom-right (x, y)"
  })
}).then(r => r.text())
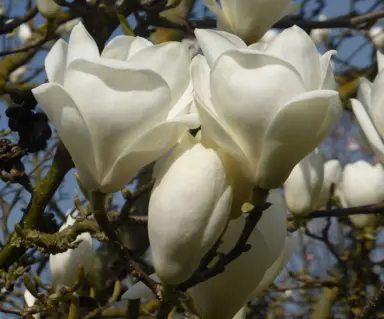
top-left (49, 210), bottom-right (93, 291)
top-left (284, 148), bottom-right (324, 216)
top-left (336, 161), bottom-right (384, 228)
top-left (126, 191), bottom-right (290, 319)
top-left (181, 38), bottom-right (200, 59)
top-left (314, 159), bottom-right (342, 209)
top-left (188, 191), bottom-right (289, 319)
top-left (148, 135), bottom-right (233, 284)
top-left (33, 23), bottom-right (198, 193)
top-left (24, 289), bottom-right (40, 319)
top-left (9, 65), bottom-right (29, 83)
top-left (36, 0), bottom-right (61, 18)
top-left (17, 23), bottom-right (32, 43)
top-left (202, 0), bottom-right (295, 43)
top-left (192, 26), bottom-right (342, 190)
top-left (310, 15), bottom-right (330, 45)
top-left (369, 26), bottom-right (384, 49)
top-left (350, 51), bottom-right (384, 164)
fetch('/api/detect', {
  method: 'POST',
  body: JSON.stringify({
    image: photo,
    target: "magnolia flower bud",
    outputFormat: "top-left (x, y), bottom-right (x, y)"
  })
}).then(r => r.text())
top-left (49, 210), bottom-right (93, 291)
top-left (148, 135), bottom-right (233, 284)
top-left (370, 26), bottom-right (384, 49)
top-left (192, 27), bottom-right (342, 190)
top-left (314, 159), bottom-right (342, 209)
top-left (36, 0), bottom-right (61, 18)
top-left (33, 23), bottom-right (198, 194)
top-left (351, 51), bottom-right (384, 164)
top-left (188, 191), bottom-right (289, 319)
top-left (10, 65), bottom-right (29, 83)
top-left (284, 149), bottom-right (324, 215)
top-left (203, 0), bottom-right (295, 43)
top-left (310, 15), bottom-right (330, 45)
top-left (336, 161), bottom-right (384, 228)
top-left (17, 24), bottom-right (32, 43)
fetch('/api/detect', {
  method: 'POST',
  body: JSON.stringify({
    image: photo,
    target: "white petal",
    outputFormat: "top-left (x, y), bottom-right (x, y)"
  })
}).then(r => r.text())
top-left (194, 29), bottom-right (246, 68)
top-left (149, 143), bottom-right (232, 284)
top-left (284, 149), bottom-right (324, 215)
top-left (219, 0), bottom-right (292, 44)
top-left (371, 72), bottom-right (384, 137)
top-left (319, 50), bottom-right (337, 90)
top-left (377, 51), bottom-right (384, 72)
top-left (64, 59), bottom-right (172, 192)
top-left (191, 55), bottom-right (250, 170)
top-left (357, 78), bottom-right (373, 114)
top-left (121, 274), bottom-right (159, 300)
top-left (267, 26), bottom-right (322, 90)
top-left (202, 0), bottom-right (233, 34)
top-left (251, 235), bottom-right (294, 298)
top-left (127, 42), bottom-right (191, 105)
top-left (188, 216), bottom-right (269, 319)
top-left (45, 39), bottom-right (68, 84)
top-left (351, 99), bottom-right (384, 164)
top-left (101, 36), bottom-right (152, 60)
top-left (32, 83), bottom-right (99, 190)
top-left (101, 113), bottom-right (199, 193)
top-left (256, 90), bottom-right (342, 189)
top-left (66, 23), bottom-right (99, 66)
top-left (257, 190), bottom-right (288, 265)
top-left (36, 0), bottom-right (60, 18)
top-left (211, 49), bottom-right (305, 175)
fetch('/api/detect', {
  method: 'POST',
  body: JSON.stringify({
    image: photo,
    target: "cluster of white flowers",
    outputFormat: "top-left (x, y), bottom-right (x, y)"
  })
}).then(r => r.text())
top-left (27, 0), bottom-right (349, 318)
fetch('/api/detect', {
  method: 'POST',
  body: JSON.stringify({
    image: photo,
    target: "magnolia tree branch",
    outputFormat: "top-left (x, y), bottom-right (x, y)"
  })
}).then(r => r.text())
top-left (0, 142), bottom-right (73, 271)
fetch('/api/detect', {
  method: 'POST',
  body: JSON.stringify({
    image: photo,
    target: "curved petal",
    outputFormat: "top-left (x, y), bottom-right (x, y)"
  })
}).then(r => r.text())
top-left (101, 36), bottom-right (152, 61)
top-left (64, 59), bottom-right (172, 191)
top-left (194, 29), bottom-right (246, 68)
top-left (167, 80), bottom-right (194, 120)
top-left (251, 235), bottom-right (294, 298)
top-left (189, 216), bottom-right (269, 319)
top-left (267, 26), bottom-right (322, 90)
top-left (378, 50), bottom-right (384, 72)
top-left (219, 0), bottom-right (292, 44)
top-left (211, 49), bottom-right (305, 173)
top-left (371, 72), bottom-right (384, 137)
top-left (127, 42), bottom-right (190, 105)
top-left (101, 113), bottom-right (198, 193)
top-left (357, 77), bottom-right (373, 114)
top-left (256, 90), bottom-right (342, 189)
top-left (351, 99), bottom-right (384, 164)
top-left (32, 83), bottom-right (99, 190)
top-left (45, 39), bottom-right (68, 85)
top-left (320, 50), bottom-right (337, 90)
top-left (202, 0), bottom-right (233, 33)
top-left (66, 23), bottom-right (99, 66)
top-left (190, 54), bottom-right (213, 111)
top-left (256, 190), bottom-right (287, 266)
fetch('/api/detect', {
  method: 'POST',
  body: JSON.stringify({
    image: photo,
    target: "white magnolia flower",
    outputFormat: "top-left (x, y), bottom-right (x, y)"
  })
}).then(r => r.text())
top-left (126, 191), bottom-right (290, 319)
top-left (33, 23), bottom-right (198, 193)
top-left (314, 159), bottom-right (342, 209)
top-left (188, 191), bottom-right (289, 319)
top-left (370, 26), bottom-right (384, 49)
top-left (336, 161), bottom-right (384, 228)
top-left (351, 51), bottom-right (384, 164)
top-left (24, 289), bottom-right (40, 319)
top-left (17, 23), bottom-right (32, 43)
top-left (49, 210), bottom-right (93, 291)
top-left (310, 15), bottom-right (330, 45)
top-left (148, 135), bottom-right (233, 284)
top-left (203, 0), bottom-right (295, 43)
top-left (56, 18), bottom-right (82, 36)
top-left (36, 0), bottom-right (61, 18)
top-left (192, 26), bottom-right (342, 189)
top-left (284, 148), bottom-right (324, 216)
